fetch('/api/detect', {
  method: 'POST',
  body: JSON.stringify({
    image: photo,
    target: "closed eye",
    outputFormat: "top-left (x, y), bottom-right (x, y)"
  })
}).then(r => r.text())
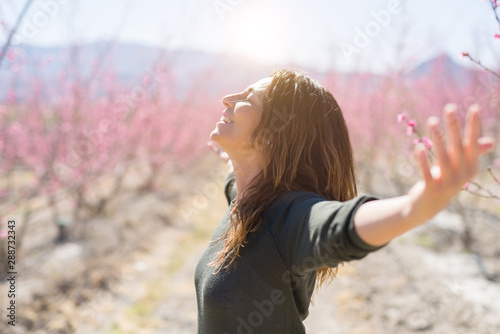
top-left (233, 98), bottom-right (252, 105)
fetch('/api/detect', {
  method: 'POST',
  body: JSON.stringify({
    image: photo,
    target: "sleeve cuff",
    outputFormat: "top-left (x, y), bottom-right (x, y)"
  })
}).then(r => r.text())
top-left (347, 195), bottom-right (389, 252)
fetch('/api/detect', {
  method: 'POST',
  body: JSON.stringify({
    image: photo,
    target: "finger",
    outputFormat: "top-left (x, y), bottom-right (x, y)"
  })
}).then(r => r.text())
top-left (415, 144), bottom-right (433, 184)
top-left (220, 152), bottom-right (230, 162)
top-left (207, 141), bottom-right (221, 154)
top-left (443, 104), bottom-right (465, 168)
top-left (463, 104), bottom-right (480, 161)
top-left (478, 137), bottom-right (496, 155)
top-left (207, 141), bottom-right (217, 152)
top-left (428, 116), bottom-right (451, 177)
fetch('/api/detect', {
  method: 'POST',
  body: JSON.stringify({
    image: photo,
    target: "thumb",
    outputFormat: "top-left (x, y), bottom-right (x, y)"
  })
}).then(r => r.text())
top-left (478, 137), bottom-right (496, 155)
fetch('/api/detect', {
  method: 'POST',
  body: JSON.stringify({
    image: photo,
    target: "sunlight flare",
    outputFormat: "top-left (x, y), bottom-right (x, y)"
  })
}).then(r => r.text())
top-left (228, 9), bottom-right (287, 64)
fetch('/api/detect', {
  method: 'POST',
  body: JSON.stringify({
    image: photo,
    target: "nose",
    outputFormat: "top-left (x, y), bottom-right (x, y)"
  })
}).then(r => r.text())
top-left (222, 93), bottom-right (238, 109)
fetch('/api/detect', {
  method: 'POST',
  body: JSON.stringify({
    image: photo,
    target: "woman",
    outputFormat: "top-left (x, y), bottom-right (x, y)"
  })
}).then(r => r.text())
top-left (194, 69), bottom-right (495, 333)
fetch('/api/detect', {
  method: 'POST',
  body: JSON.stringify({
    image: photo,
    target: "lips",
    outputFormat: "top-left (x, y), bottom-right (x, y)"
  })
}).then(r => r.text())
top-left (220, 115), bottom-right (234, 124)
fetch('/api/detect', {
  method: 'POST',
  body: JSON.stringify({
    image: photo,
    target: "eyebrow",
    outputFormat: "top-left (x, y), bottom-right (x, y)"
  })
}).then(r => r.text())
top-left (237, 86), bottom-right (262, 109)
top-left (246, 87), bottom-right (259, 103)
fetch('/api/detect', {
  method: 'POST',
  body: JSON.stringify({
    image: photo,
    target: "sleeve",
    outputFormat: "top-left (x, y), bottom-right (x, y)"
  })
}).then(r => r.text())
top-left (264, 193), bottom-right (387, 276)
top-left (223, 171), bottom-right (237, 205)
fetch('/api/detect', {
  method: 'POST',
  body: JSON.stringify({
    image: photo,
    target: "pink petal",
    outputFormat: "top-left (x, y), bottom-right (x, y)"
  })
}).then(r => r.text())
top-left (422, 136), bottom-right (433, 149)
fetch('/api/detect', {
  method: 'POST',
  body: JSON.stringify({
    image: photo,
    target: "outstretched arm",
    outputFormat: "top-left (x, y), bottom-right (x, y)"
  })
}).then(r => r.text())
top-left (354, 104), bottom-right (496, 247)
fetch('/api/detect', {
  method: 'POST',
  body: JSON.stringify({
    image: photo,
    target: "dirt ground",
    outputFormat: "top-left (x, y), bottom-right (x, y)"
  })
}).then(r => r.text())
top-left (1, 160), bottom-right (500, 334)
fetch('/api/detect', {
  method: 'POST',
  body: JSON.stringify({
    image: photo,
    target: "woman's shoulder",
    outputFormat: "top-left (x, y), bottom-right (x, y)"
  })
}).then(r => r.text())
top-left (263, 191), bottom-right (377, 229)
top-left (273, 190), bottom-right (326, 205)
top-left (262, 190), bottom-right (327, 222)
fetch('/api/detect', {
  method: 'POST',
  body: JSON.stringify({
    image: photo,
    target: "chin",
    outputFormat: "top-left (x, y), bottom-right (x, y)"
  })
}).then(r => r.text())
top-left (209, 129), bottom-right (220, 142)
top-left (210, 130), bottom-right (226, 146)
top-left (210, 131), bottom-right (231, 150)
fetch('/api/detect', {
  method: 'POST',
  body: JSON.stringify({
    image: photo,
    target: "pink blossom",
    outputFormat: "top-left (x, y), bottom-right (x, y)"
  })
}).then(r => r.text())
top-left (462, 182), bottom-right (469, 190)
top-left (7, 50), bottom-right (15, 61)
top-left (422, 136), bottom-right (432, 149)
top-left (460, 52), bottom-right (469, 58)
top-left (406, 119), bottom-right (416, 136)
top-left (413, 138), bottom-right (420, 145)
top-left (495, 34), bottom-right (500, 40)
top-left (397, 113), bottom-right (406, 123)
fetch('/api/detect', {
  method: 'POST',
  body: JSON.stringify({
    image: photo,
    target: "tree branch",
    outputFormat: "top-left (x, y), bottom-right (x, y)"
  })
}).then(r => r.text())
top-left (0, 0), bottom-right (34, 68)
top-left (489, 0), bottom-right (500, 29)
top-left (461, 53), bottom-right (500, 79)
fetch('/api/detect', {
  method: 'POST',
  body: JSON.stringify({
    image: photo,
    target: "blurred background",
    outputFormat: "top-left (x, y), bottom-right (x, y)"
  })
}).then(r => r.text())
top-left (0, 0), bottom-right (499, 333)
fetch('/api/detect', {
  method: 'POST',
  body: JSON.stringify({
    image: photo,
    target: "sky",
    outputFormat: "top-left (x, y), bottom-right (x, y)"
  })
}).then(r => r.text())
top-left (1, 0), bottom-right (499, 73)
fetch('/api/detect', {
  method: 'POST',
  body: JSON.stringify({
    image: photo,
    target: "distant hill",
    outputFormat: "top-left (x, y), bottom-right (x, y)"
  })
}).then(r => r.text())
top-left (0, 42), bottom-right (482, 102)
top-left (406, 53), bottom-right (471, 83)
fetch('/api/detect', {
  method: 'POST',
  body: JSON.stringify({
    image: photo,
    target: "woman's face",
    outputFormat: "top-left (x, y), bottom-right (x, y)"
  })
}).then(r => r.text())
top-left (210, 77), bottom-right (272, 157)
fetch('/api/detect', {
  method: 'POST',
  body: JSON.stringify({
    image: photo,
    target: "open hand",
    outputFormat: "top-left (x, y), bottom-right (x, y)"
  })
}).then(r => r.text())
top-left (409, 103), bottom-right (496, 221)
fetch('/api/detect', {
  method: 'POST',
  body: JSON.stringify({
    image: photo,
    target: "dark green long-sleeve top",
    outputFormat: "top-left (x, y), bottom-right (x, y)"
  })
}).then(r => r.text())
top-left (194, 172), bottom-right (386, 333)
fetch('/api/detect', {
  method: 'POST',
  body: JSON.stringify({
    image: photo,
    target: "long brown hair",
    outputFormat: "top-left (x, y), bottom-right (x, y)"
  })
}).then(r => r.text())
top-left (210, 69), bottom-right (358, 293)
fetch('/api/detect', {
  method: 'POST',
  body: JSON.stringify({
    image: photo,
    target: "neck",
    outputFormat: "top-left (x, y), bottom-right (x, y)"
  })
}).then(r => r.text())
top-left (231, 154), bottom-right (263, 200)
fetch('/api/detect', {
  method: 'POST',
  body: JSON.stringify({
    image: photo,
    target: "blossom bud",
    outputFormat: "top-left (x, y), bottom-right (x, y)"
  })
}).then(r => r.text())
top-left (422, 136), bottom-right (432, 149)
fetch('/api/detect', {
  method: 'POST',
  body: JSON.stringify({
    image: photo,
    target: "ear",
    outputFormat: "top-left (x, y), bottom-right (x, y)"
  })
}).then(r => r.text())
top-left (256, 128), bottom-right (275, 147)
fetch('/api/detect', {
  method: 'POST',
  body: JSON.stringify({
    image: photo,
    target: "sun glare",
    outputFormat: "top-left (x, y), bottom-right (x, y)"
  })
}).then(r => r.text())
top-left (228, 10), bottom-right (287, 64)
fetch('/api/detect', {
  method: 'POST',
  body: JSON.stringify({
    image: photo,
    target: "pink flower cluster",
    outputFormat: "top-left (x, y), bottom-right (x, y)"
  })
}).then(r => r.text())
top-left (397, 113), bottom-right (406, 123)
top-left (397, 114), bottom-right (418, 136)
top-left (406, 119), bottom-right (417, 135)
top-left (397, 114), bottom-right (433, 149)
top-left (414, 136), bottom-right (433, 149)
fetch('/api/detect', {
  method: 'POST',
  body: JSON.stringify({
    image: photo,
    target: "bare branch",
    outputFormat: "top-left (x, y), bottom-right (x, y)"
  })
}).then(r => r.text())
top-left (488, 167), bottom-right (500, 185)
top-left (460, 53), bottom-right (500, 79)
top-left (489, 0), bottom-right (500, 29)
top-left (466, 180), bottom-right (500, 202)
top-left (0, 0), bottom-right (34, 68)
